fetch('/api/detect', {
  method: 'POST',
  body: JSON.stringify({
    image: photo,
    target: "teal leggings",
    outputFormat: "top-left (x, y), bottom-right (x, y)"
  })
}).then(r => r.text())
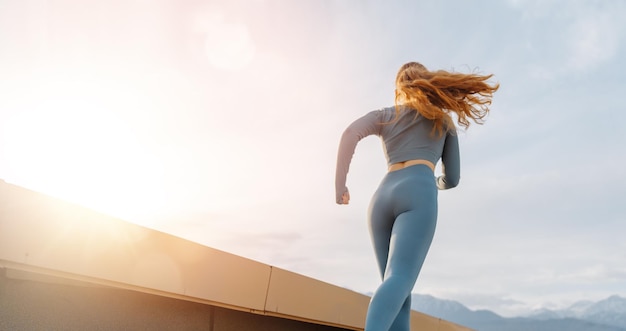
top-left (365, 164), bottom-right (438, 331)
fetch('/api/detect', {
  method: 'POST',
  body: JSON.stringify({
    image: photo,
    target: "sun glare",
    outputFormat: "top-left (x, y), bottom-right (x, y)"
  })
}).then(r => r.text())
top-left (196, 11), bottom-right (256, 71)
top-left (1, 69), bottom-right (168, 224)
top-left (1, 4), bottom-right (262, 229)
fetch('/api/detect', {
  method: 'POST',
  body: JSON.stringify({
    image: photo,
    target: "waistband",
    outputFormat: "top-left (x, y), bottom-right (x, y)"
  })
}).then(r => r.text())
top-left (385, 163), bottom-right (434, 178)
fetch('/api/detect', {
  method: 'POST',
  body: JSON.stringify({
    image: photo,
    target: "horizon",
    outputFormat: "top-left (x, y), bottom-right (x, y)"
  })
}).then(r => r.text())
top-left (1, 0), bottom-right (625, 317)
top-left (412, 292), bottom-right (626, 317)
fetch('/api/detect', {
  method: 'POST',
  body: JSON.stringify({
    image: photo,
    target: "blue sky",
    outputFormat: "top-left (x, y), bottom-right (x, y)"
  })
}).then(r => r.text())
top-left (1, 0), bottom-right (625, 317)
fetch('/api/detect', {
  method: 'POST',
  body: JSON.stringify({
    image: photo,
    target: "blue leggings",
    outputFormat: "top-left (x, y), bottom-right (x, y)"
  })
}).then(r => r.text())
top-left (365, 165), bottom-right (438, 331)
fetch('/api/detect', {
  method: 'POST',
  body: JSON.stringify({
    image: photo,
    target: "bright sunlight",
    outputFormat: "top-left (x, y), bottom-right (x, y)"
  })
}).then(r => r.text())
top-left (1, 67), bottom-right (168, 223)
top-left (195, 11), bottom-right (256, 71)
top-left (1, 2), bottom-right (269, 230)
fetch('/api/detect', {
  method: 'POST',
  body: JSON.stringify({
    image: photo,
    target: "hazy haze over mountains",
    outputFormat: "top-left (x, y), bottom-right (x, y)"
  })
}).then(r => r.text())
top-left (411, 293), bottom-right (626, 331)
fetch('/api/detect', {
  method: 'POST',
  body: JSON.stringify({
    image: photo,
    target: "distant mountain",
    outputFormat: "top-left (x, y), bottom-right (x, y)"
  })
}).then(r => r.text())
top-left (410, 294), bottom-right (501, 326)
top-left (410, 293), bottom-right (626, 331)
top-left (527, 295), bottom-right (626, 330)
top-left (528, 300), bottom-right (595, 320)
top-left (466, 317), bottom-right (626, 331)
top-left (585, 295), bottom-right (626, 329)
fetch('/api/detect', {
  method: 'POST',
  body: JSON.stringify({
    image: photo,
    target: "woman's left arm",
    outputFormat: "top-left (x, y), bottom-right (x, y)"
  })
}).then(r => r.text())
top-left (436, 131), bottom-right (461, 190)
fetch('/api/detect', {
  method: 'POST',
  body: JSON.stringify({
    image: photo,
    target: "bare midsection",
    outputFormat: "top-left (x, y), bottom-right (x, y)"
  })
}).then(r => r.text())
top-left (388, 159), bottom-right (435, 172)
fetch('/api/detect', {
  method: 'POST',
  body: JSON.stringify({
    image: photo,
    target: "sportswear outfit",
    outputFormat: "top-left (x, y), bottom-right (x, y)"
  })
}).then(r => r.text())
top-left (335, 106), bottom-right (460, 331)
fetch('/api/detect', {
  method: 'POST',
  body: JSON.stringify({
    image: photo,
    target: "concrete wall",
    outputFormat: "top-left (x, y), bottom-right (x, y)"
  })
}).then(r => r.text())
top-left (0, 268), bottom-right (347, 331)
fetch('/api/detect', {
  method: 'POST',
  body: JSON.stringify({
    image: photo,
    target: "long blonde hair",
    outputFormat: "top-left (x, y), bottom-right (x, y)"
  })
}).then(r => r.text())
top-left (394, 62), bottom-right (499, 136)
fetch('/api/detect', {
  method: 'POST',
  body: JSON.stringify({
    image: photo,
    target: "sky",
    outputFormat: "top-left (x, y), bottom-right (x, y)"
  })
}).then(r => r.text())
top-left (1, 0), bottom-right (625, 317)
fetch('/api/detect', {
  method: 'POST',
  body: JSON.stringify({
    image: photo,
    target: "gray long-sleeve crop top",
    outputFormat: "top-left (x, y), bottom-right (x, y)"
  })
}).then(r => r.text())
top-left (335, 106), bottom-right (460, 203)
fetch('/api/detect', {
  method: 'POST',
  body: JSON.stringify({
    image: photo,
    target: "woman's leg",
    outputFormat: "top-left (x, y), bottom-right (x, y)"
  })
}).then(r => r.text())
top-left (365, 209), bottom-right (437, 331)
top-left (388, 296), bottom-right (411, 331)
top-left (366, 166), bottom-right (438, 331)
top-left (366, 183), bottom-right (397, 329)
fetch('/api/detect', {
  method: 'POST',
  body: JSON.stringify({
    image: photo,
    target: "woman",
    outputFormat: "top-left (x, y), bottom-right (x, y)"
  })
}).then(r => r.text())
top-left (335, 62), bottom-right (498, 331)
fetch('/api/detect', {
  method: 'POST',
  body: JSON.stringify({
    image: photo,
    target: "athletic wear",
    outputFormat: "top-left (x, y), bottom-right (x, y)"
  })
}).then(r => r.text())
top-left (334, 105), bottom-right (461, 331)
top-left (335, 106), bottom-right (460, 203)
top-left (367, 164), bottom-right (437, 331)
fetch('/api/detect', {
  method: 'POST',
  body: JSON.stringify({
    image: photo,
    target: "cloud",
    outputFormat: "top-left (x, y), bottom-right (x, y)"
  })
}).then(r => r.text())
top-left (532, 265), bottom-right (626, 284)
top-left (567, 14), bottom-right (620, 70)
top-left (503, 0), bottom-right (625, 80)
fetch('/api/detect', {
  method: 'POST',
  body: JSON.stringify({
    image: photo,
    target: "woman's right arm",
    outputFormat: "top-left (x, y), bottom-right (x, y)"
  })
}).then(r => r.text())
top-left (436, 131), bottom-right (460, 190)
top-left (335, 111), bottom-right (381, 204)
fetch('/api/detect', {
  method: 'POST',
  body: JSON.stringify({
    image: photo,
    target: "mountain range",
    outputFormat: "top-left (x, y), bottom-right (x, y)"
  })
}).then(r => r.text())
top-left (410, 294), bottom-right (626, 331)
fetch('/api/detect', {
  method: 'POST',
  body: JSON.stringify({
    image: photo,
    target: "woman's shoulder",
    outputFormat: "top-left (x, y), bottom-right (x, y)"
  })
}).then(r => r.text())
top-left (365, 106), bottom-right (396, 120)
top-left (379, 105), bottom-right (397, 114)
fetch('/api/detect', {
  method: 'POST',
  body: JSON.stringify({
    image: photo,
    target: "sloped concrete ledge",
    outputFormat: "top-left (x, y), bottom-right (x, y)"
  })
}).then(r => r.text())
top-left (0, 180), bottom-right (473, 331)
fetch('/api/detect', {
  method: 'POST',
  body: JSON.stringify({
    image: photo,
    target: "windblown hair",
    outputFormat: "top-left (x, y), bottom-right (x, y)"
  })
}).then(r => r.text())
top-left (394, 62), bottom-right (499, 136)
